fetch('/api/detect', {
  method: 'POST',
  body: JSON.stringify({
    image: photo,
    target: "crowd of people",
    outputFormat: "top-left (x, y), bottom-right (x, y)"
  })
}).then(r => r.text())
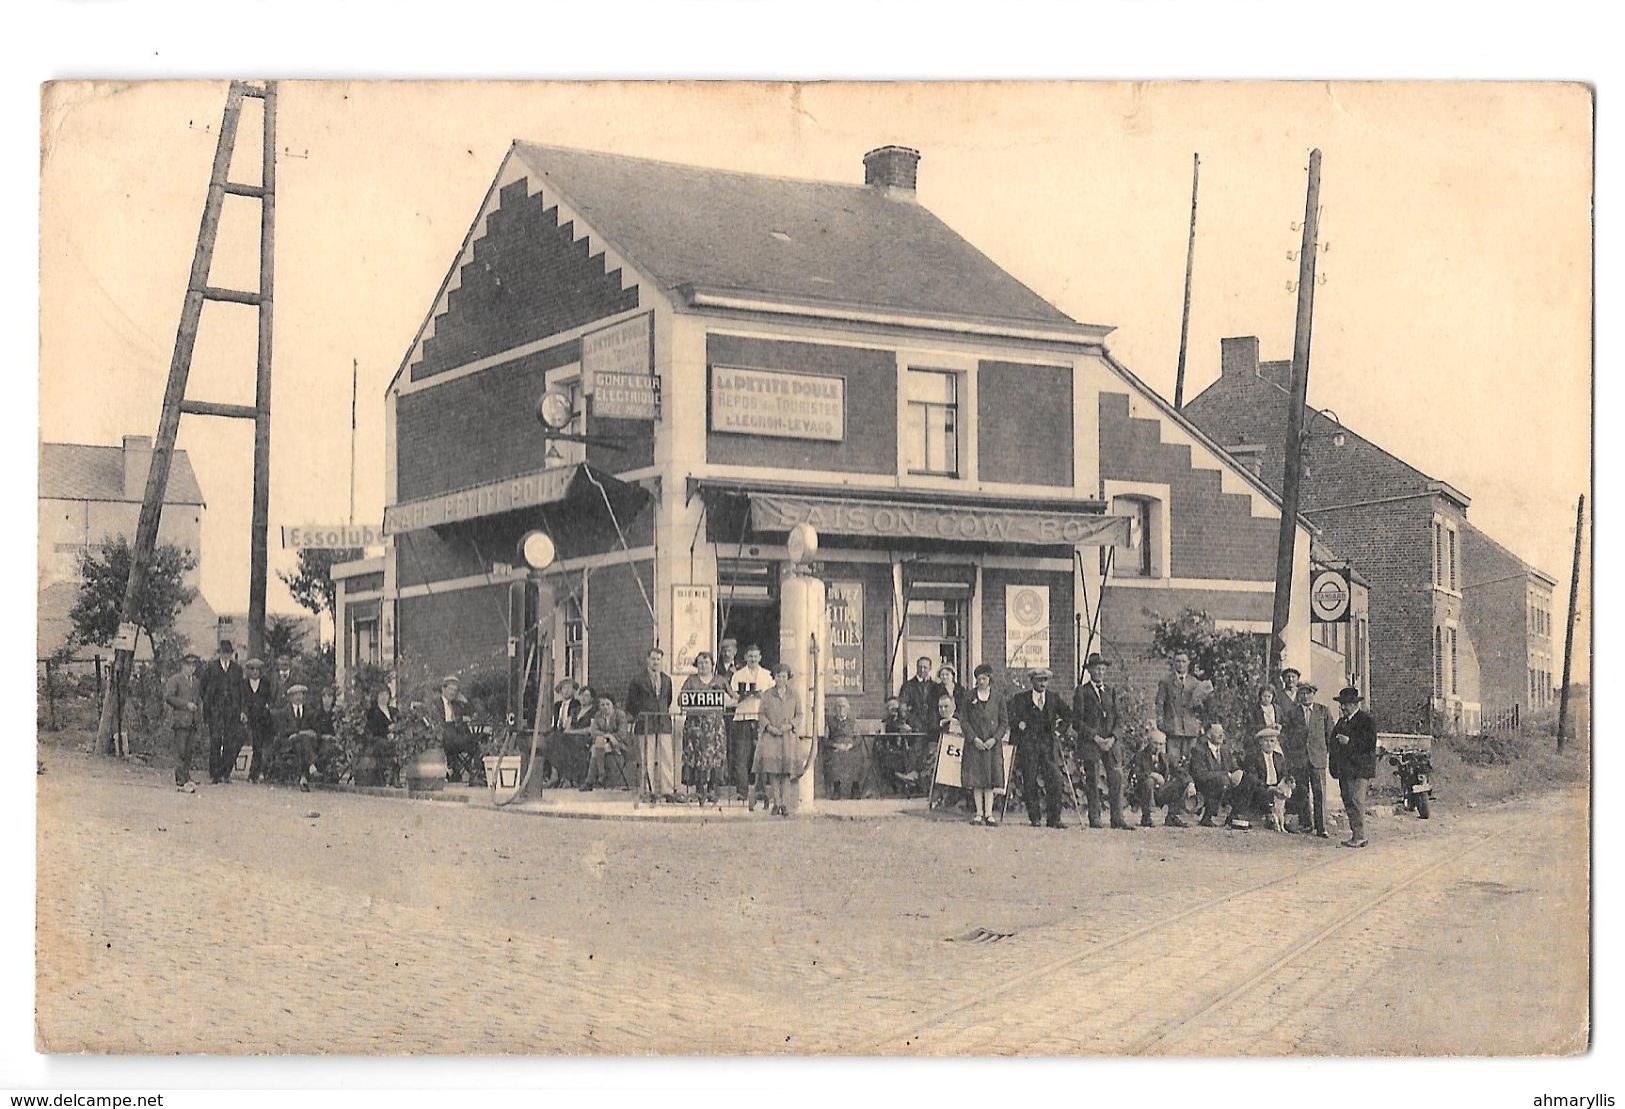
top-left (165, 634), bottom-right (1380, 846)
top-left (532, 640), bottom-right (1379, 844)
top-left (166, 639), bottom-right (342, 793)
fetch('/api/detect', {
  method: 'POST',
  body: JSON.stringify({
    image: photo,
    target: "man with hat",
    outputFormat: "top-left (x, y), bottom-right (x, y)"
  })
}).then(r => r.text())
top-left (163, 653), bottom-right (204, 792)
top-left (1007, 666), bottom-right (1071, 828)
top-left (242, 658), bottom-right (278, 784)
top-left (1073, 652), bottom-right (1133, 831)
top-left (1133, 729), bottom-right (1192, 827)
top-left (1291, 681), bottom-right (1333, 837)
top-left (1241, 723), bottom-right (1294, 831)
top-left (1330, 685), bottom-right (1378, 847)
top-left (276, 683), bottom-right (320, 792)
top-left (198, 639), bottom-right (246, 784)
top-left (437, 675), bottom-right (477, 784)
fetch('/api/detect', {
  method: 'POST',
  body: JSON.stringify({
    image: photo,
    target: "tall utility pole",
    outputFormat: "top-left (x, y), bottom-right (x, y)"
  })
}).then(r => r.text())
top-left (246, 83), bottom-right (278, 663)
top-left (1268, 149), bottom-right (1323, 677)
top-left (95, 81), bottom-right (279, 753)
top-left (1173, 153), bottom-right (1200, 411)
top-left (349, 357), bottom-right (359, 525)
top-left (1557, 493), bottom-right (1585, 751)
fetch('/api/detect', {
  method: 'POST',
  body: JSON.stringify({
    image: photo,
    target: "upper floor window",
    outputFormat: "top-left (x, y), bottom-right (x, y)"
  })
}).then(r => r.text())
top-left (1115, 496), bottom-right (1157, 578)
top-left (1433, 518), bottom-right (1459, 591)
top-left (904, 368), bottom-right (960, 477)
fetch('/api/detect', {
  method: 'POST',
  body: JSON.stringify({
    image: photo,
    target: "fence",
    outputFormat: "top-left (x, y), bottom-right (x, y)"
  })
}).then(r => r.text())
top-left (37, 656), bottom-right (109, 733)
top-left (1481, 703), bottom-right (1521, 734)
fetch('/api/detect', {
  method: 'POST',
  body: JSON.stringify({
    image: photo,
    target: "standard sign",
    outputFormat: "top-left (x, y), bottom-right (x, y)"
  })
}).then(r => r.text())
top-left (582, 314), bottom-right (652, 394)
top-left (710, 367), bottom-right (844, 441)
top-left (384, 465), bottom-right (575, 534)
top-left (282, 523), bottom-right (383, 549)
top-left (1311, 567), bottom-right (1352, 623)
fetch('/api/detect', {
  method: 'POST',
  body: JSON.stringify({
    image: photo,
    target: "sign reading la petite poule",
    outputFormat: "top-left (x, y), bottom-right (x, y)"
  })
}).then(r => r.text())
top-left (282, 523), bottom-right (384, 549)
top-left (711, 366), bottom-right (845, 441)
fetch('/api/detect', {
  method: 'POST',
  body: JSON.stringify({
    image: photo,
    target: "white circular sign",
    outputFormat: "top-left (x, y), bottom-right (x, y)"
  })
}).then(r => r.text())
top-left (1010, 586), bottom-right (1046, 628)
top-left (787, 522), bottom-right (819, 564)
top-left (519, 529), bottom-right (556, 571)
top-left (1310, 568), bottom-right (1351, 622)
top-left (537, 390), bottom-right (575, 430)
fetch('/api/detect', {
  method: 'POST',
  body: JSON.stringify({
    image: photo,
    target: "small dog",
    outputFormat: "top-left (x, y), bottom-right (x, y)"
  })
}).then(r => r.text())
top-left (1264, 776), bottom-right (1295, 832)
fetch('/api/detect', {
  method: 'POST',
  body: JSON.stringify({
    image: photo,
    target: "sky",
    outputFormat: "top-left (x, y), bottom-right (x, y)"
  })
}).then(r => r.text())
top-left (37, 81), bottom-right (1591, 670)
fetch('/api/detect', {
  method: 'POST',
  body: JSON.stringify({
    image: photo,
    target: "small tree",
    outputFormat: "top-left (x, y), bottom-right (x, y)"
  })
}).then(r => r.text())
top-left (69, 538), bottom-right (197, 657)
top-left (278, 547), bottom-right (362, 618)
top-left (1148, 608), bottom-right (1268, 753)
top-left (264, 613), bottom-right (310, 659)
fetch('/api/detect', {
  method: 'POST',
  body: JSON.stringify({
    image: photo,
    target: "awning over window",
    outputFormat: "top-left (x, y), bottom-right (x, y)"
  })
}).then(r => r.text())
top-left (384, 463), bottom-right (649, 535)
top-left (721, 487), bottom-right (1132, 549)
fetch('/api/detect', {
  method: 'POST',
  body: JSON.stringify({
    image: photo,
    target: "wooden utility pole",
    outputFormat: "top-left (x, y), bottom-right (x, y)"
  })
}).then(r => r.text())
top-left (1173, 153), bottom-right (1200, 410)
top-left (246, 83), bottom-right (278, 663)
top-left (349, 357), bottom-right (359, 525)
top-left (1269, 149), bottom-right (1323, 677)
top-left (1557, 493), bottom-right (1584, 751)
top-left (95, 81), bottom-right (279, 753)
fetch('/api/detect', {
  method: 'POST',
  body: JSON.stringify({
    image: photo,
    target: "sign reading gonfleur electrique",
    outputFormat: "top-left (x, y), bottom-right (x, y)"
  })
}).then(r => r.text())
top-left (1310, 566), bottom-right (1352, 623)
top-left (582, 314), bottom-right (657, 418)
top-left (281, 523), bottom-right (384, 549)
top-left (710, 367), bottom-right (845, 441)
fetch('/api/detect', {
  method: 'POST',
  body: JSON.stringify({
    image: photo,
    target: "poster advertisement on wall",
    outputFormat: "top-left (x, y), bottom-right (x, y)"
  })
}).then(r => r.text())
top-left (825, 580), bottom-right (864, 695)
top-left (671, 584), bottom-right (714, 675)
top-left (1005, 583), bottom-right (1051, 673)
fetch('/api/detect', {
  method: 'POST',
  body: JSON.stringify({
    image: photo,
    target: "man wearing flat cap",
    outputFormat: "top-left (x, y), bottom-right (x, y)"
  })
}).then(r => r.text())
top-left (1073, 652), bottom-right (1133, 831)
top-left (1007, 666), bottom-right (1071, 828)
top-left (1241, 724), bottom-right (1294, 831)
top-left (1330, 685), bottom-right (1378, 847)
top-left (199, 639), bottom-right (245, 784)
top-left (164, 653), bottom-right (204, 792)
top-left (276, 684), bottom-right (320, 792)
top-left (242, 658), bottom-right (277, 784)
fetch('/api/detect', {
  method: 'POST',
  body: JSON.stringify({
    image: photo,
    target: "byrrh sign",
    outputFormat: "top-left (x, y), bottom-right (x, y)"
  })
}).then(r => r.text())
top-left (710, 367), bottom-right (844, 441)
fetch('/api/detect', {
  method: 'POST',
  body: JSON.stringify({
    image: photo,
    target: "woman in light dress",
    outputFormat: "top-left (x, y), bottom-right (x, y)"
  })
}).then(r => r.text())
top-left (755, 662), bottom-right (805, 817)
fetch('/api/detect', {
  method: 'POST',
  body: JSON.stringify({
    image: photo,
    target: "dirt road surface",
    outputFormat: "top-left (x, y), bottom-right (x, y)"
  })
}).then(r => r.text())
top-left (35, 751), bottom-right (1587, 1055)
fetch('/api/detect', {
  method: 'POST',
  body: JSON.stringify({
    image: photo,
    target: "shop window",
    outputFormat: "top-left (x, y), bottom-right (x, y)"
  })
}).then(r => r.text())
top-left (562, 595), bottom-right (585, 681)
top-left (904, 596), bottom-right (965, 676)
top-left (352, 618), bottom-right (378, 667)
top-left (904, 368), bottom-right (960, 477)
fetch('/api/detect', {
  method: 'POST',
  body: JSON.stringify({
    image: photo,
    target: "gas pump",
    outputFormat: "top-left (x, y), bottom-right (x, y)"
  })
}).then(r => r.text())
top-left (495, 529), bottom-right (556, 805)
top-left (777, 523), bottom-right (827, 813)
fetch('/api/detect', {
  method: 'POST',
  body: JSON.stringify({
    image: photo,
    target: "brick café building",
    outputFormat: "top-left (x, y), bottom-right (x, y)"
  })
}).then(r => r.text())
top-left (334, 142), bottom-right (1359, 722)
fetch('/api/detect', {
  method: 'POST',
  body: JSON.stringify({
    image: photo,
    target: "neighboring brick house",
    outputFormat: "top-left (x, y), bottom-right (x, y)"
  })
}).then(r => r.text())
top-left (1461, 524), bottom-right (1558, 720)
top-left (37, 436), bottom-right (217, 659)
top-left (1183, 335), bottom-right (1554, 734)
top-left (351, 142), bottom-right (1347, 739)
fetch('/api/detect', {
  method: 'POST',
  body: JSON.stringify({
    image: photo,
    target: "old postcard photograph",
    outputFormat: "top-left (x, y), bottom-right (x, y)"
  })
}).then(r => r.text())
top-left (34, 80), bottom-right (1592, 1062)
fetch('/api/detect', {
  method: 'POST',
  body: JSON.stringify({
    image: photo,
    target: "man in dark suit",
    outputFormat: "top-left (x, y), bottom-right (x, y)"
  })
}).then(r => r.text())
top-left (1188, 722), bottom-right (1246, 827)
top-left (1073, 653), bottom-right (1133, 830)
top-left (899, 656), bottom-right (944, 734)
top-left (1133, 729), bottom-right (1192, 827)
top-left (198, 639), bottom-right (245, 784)
top-left (242, 658), bottom-right (277, 783)
top-left (626, 648), bottom-right (676, 803)
top-left (1330, 685), bottom-right (1378, 847)
top-left (1007, 667), bottom-right (1071, 828)
top-left (436, 675), bottom-right (477, 784)
top-left (275, 683), bottom-right (321, 792)
top-left (1240, 724), bottom-right (1295, 830)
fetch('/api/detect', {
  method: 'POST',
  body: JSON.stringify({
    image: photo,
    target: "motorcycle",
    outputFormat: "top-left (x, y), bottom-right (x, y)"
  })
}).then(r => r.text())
top-left (1385, 746), bottom-right (1434, 819)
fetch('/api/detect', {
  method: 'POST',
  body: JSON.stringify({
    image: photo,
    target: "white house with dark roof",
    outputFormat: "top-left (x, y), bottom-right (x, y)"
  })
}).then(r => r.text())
top-left (346, 141), bottom-right (1347, 744)
top-left (37, 436), bottom-right (216, 659)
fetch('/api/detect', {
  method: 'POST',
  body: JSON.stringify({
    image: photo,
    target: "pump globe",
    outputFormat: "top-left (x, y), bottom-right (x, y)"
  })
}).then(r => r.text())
top-left (519, 529), bottom-right (556, 571)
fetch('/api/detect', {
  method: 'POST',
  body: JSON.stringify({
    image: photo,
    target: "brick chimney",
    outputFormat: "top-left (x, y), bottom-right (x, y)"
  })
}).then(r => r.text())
top-left (122, 435), bottom-right (153, 501)
top-left (1220, 336), bottom-right (1260, 379)
top-left (1228, 443), bottom-right (1267, 477)
top-left (863, 145), bottom-right (920, 195)
top-left (1259, 359), bottom-right (1294, 390)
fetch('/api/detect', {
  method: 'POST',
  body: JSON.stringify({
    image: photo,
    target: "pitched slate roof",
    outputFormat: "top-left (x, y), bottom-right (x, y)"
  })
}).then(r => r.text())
top-left (511, 142), bottom-right (1092, 333)
top-left (38, 442), bottom-right (205, 506)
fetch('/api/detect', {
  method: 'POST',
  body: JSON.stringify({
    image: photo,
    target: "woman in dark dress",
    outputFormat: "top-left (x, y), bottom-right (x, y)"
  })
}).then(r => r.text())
top-left (680, 651), bottom-right (734, 805)
top-left (362, 688), bottom-right (396, 787)
top-left (960, 663), bottom-right (1009, 825)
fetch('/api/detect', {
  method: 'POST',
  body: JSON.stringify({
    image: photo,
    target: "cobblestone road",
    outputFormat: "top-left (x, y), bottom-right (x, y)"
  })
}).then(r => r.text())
top-left (35, 751), bottom-right (1587, 1055)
